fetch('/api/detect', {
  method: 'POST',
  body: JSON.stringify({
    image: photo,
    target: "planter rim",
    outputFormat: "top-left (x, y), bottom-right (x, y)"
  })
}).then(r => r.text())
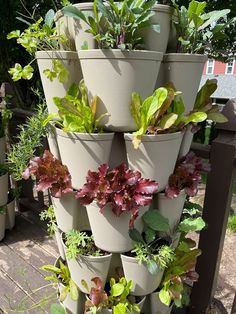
top-left (78, 49), bottom-right (163, 61)
top-left (36, 50), bottom-right (78, 60)
top-left (124, 131), bottom-right (183, 142)
top-left (120, 254), bottom-right (140, 264)
top-left (73, 2), bottom-right (95, 9)
top-left (163, 53), bottom-right (207, 63)
top-left (153, 4), bottom-right (172, 13)
top-left (158, 190), bottom-right (187, 199)
top-left (55, 126), bottom-right (114, 141)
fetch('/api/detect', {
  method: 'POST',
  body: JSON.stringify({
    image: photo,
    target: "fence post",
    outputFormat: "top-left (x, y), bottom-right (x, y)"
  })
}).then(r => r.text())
top-left (189, 99), bottom-right (236, 313)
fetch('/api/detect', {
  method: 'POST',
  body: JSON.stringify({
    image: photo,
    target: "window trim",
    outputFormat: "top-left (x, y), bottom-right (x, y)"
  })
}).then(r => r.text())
top-left (225, 59), bottom-right (235, 75)
top-left (206, 59), bottom-right (215, 75)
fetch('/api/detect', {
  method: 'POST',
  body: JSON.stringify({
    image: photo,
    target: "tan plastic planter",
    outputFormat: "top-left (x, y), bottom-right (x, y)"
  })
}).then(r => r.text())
top-left (86, 203), bottom-right (149, 253)
top-left (47, 125), bottom-right (61, 161)
top-left (0, 172), bottom-right (8, 207)
top-left (55, 127), bottom-right (114, 189)
top-left (143, 5), bottom-right (172, 53)
top-left (149, 291), bottom-right (173, 314)
top-left (54, 228), bottom-right (66, 261)
top-left (5, 197), bottom-right (16, 230)
top-left (121, 254), bottom-right (164, 296)
top-left (54, 11), bottom-right (76, 51)
top-left (0, 211), bottom-right (6, 241)
top-left (78, 49), bottom-right (163, 132)
top-left (178, 125), bottom-right (194, 159)
top-left (157, 191), bottom-right (187, 234)
top-left (124, 132), bottom-right (183, 192)
top-left (52, 191), bottom-right (90, 232)
top-left (157, 53), bottom-right (207, 113)
top-left (0, 136), bottom-right (6, 163)
top-left (36, 51), bottom-right (83, 114)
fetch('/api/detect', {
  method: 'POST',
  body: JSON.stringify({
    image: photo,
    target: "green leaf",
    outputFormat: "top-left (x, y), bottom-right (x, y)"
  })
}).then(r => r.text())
top-left (7, 30), bottom-right (20, 39)
top-left (194, 79), bottom-right (217, 110)
top-left (41, 265), bottom-right (61, 274)
top-left (145, 227), bottom-right (156, 244)
top-left (185, 112), bottom-right (207, 125)
top-left (188, 0), bottom-right (206, 21)
top-left (50, 303), bottom-right (66, 314)
top-left (45, 9), bottom-right (55, 28)
top-left (22, 65), bottom-right (34, 80)
top-left (158, 113), bottom-right (178, 130)
top-left (43, 69), bottom-right (57, 81)
top-left (199, 9), bottom-right (230, 31)
top-left (159, 289), bottom-right (171, 306)
top-left (110, 283), bottom-right (124, 297)
top-left (129, 228), bottom-right (145, 244)
top-left (62, 5), bottom-right (88, 24)
top-left (178, 217), bottom-right (206, 233)
top-left (59, 285), bottom-right (69, 302)
top-left (67, 83), bottom-right (79, 98)
top-left (147, 259), bottom-right (159, 275)
top-left (142, 210), bottom-right (169, 232)
top-left (207, 112), bottom-right (228, 123)
top-left (69, 279), bottom-right (79, 301)
top-left (113, 303), bottom-right (127, 314)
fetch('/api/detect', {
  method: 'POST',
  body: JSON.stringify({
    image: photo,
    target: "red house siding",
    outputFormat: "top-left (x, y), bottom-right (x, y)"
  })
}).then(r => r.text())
top-left (203, 59), bottom-right (236, 75)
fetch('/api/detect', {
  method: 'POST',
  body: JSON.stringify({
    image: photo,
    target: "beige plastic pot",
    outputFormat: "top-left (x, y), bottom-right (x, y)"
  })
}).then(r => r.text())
top-left (157, 191), bottom-right (187, 234)
top-left (54, 228), bottom-right (66, 261)
top-left (55, 127), bottom-right (114, 189)
top-left (143, 5), bottom-right (172, 53)
top-left (51, 191), bottom-right (90, 233)
top-left (121, 254), bottom-right (164, 296)
top-left (107, 253), bottom-right (122, 279)
top-left (36, 51), bottom-right (83, 114)
top-left (108, 133), bottom-right (128, 169)
top-left (0, 172), bottom-right (8, 207)
top-left (124, 132), bottom-right (183, 192)
top-left (149, 291), bottom-right (173, 314)
top-left (47, 125), bottom-right (61, 161)
top-left (5, 196), bottom-right (16, 230)
top-left (0, 136), bottom-right (6, 163)
top-left (0, 211), bottom-right (6, 241)
top-left (54, 10), bottom-right (76, 51)
top-left (178, 125), bottom-right (194, 159)
top-left (156, 53), bottom-right (207, 113)
top-left (86, 203), bottom-right (149, 253)
top-left (78, 49), bottom-right (163, 132)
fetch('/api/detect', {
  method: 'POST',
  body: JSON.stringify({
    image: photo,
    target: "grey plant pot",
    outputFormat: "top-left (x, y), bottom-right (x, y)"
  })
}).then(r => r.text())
top-left (124, 132), bottom-right (183, 192)
top-left (86, 203), bottom-right (149, 253)
top-left (156, 53), bottom-right (207, 113)
top-left (0, 212), bottom-right (6, 241)
top-left (0, 172), bottom-right (8, 207)
top-left (178, 125), bottom-right (194, 159)
top-left (78, 49), bottom-right (163, 132)
top-left (156, 191), bottom-right (187, 234)
top-left (52, 191), bottom-right (90, 233)
top-left (54, 228), bottom-right (66, 261)
top-left (47, 125), bottom-right (61, 161)
top-left (149, 291), bottom-right (173, 314)
top-left (61, 234), bottom-right (112, 294)
top-left (0, 136), bottom-right (6, 164)
top-left (36, 50), bottom-right (83, 114)
top-left (5, 197), bottom-right (16, 230)
top-left (55, 127), bottom-right (114, 189)
top-left (121, 254), bottom-right (164, 296)
top-left (143, 4), bottom-right (172, 53)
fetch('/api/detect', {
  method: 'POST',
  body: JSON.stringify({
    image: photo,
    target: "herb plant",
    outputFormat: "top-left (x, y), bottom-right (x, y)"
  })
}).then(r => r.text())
top-left (41, 259), bottom-right (78, 303)
top-left (76, 163), bottom-right (158, 227)
top-left (64, 229), bottom-right (103, 260)
top-left (0, 164), bottom-right (8, 176)
top-left (22, 150), bottom-right (73, 198)
top-left (165, 151), bottom-right (210, 198)
top-left (40, 206), bottom-right (58, 236)
top-left (83, 277), bottom-right (140, 314)
top-left (7, 10), bottom-right (68, 82)
top-left (0, 108), bottom-right (12, 138)
top-left (7, 104), bottom-right (49, 181)
top-left (45, 80), bottom-right (108, 133)
top-left (129, 210), bottom-right (175, 274)
top-left (171, 0), bottom-right (234, 55)
top-left (62, 0), bottom-right (158, 50)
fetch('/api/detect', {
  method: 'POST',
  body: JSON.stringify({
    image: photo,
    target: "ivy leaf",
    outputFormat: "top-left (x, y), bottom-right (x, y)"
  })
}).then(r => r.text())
top-left (43, 69), bottom-right (57, 81)
top-left (159, 289), bottom-right (171, 306)
top-left (22, 65), bottom-right (34, 80)
top-left (8, 63), bottom-right (23, 81)
top-left (178, 217), bottom-right (206, 233)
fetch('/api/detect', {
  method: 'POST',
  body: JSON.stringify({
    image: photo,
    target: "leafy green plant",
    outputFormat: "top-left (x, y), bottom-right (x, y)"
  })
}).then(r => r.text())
top-left (129, 210), bottom-right (175, 274)
top-left (7, 10), bottom-right (69, 82)
top-left (41, 258), bottom-right (78, 303)
top-left (83, 277), bottom-right (141, 314)
top-left (158, 238), bottom-right (201, 307)
top-left (45, 80), bottom-right (108, 133)
top-left (7, 104), bottom-right (49, 181)
top-left (0, 108), bottom-right (12, 138)
top-left (0, 164), bottom-right (8, 176)
top-left (64, 229), bottom-right (103, 260)
top-left (227, 214), bottom-right (236, 233)
top-left (171, 0), bottom-right (235, 55)
top-left (62, 0), bottom-right (158, 50)
top-left (40, 206), bottom-right (58, 236)
top-left (0, 205), bottom-right (6, 215)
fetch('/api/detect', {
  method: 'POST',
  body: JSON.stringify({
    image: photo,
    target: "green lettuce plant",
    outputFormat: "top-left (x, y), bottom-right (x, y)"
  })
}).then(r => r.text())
top-left (62, 0), bottom-right (158, 50)
top-left (44, 80), bottom-right (108, 133)
top-left (171, 0), bottom-right (235, 55)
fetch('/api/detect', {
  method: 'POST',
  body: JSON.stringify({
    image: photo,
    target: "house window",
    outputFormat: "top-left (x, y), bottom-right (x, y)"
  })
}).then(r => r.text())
top-left (206, 59), bottom-right (214, 74)
top-left (225, 59), bottom-right (235, 74)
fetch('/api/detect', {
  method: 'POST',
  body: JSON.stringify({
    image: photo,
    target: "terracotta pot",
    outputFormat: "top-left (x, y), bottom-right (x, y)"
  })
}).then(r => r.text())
top-left (86, 203), bottom-right (149, 253)
top-left (5, 195), bottom-right (16, 230)
top-left (55, 126), bottom-right (114, 189)
top-left (178, 125), bottom-right (194, 159)
top-left (143, 5), bottom-right (172, 53)
top-left (156, 53), bottom-right (207, 113)
top-left (0, 211), bottom-right (6, 241)
top-left (0, 172), bottom-right (8, 207)
top-left (149, 291), bottom-right (173, 314)
top-left (51, 191), bottom-right (90, 233)
top-left (121, 254), bottom-right (164, 296)
top-left (36, 51), bottom-right (83, 114)
top-left (124, 132), bottom-right (183, 192)
top-left (0, 136), bottom-right (6, 163)
top-left (78, 49), bottom-right (163, 131)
